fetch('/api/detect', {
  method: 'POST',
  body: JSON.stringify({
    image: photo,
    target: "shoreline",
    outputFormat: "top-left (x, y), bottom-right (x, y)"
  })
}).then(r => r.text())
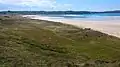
top-left (23, 15), bottom-right (120, 38)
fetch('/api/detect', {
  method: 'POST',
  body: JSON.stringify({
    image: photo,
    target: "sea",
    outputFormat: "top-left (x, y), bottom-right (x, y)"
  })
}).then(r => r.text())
top-left (39, 13), bottom-right (120, 20)
top-left (22, 13), bottom-right (120, 23)
top-left (1, 11), bottom-right (120, 21)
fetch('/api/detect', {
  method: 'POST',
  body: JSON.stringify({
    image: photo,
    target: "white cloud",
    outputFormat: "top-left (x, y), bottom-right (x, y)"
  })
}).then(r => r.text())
top-left (0, 0), bottom-right (55, 7)
top-left (0, 0), bottom-right (72, 10)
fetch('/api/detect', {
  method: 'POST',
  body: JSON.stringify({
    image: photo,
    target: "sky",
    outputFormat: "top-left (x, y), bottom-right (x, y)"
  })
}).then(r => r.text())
top-left (0, 0), bottom-right (120, 11)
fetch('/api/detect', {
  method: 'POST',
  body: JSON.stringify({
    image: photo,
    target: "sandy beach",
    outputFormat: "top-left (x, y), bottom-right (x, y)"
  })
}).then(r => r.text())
top-left (23, 15), bottom-right (120, 38)
top-left (62, 20), bottom-right (120, 38)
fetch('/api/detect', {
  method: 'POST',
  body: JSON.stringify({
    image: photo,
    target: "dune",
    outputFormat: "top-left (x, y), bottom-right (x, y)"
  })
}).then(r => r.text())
top-left (23, 15), bottom-right (120, 38)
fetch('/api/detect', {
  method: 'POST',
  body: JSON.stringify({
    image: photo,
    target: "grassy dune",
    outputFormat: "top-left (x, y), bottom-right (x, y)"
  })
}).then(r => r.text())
top-left (0, 15), bottom-right (120, 67)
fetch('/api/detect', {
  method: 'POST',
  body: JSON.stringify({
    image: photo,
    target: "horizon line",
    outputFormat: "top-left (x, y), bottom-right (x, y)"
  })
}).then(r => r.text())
top-left (0, 10), bottom-right (120, 12)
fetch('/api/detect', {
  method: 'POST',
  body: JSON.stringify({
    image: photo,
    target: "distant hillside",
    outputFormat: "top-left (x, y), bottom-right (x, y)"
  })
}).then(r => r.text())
top-left (0, 10), bottom-right (120, 15)
top-left (94, 10), bottom-right (120, 13)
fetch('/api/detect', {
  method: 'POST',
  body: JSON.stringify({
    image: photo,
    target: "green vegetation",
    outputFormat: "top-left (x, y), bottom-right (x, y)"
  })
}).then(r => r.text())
top-left (0, 15), bottom-right (120, 67)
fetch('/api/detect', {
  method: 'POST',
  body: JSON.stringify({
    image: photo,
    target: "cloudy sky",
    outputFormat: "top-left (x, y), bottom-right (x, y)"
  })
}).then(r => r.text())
top-left (0, 0), bottom-right (120, 11)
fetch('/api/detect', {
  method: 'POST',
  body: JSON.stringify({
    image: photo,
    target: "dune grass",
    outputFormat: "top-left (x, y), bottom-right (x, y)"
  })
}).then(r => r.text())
top-left (0, 15), bottom-right (120, 67)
